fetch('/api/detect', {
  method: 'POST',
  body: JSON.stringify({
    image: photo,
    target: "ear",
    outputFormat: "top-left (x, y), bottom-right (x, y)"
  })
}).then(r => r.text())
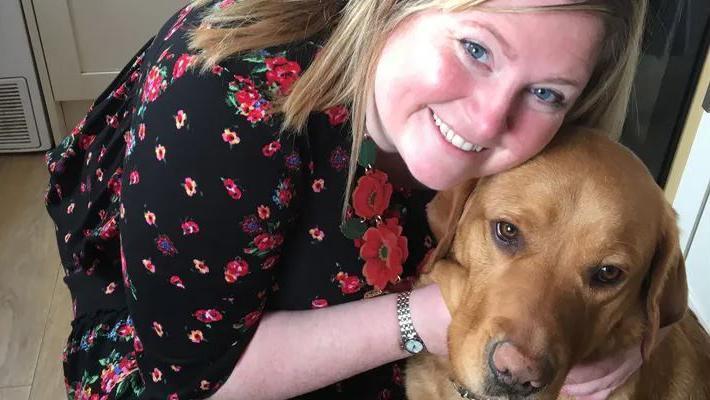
top-left (641, 207), bottom-right (688, 360)
top-left (423, 179), bottom-right (478, 271)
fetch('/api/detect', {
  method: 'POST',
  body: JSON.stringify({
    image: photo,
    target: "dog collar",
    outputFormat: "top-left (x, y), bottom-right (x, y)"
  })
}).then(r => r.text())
top-left (450, 379), bottom-right (478, 399)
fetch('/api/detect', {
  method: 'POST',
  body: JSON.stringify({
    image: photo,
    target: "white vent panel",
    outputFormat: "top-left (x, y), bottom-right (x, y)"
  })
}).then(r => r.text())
top-left (0, 77), bottom-right (41, 151)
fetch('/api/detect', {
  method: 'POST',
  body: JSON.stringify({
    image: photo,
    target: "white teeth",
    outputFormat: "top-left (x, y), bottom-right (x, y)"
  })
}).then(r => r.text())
top-left (432, 112), bottom-right (485, 153)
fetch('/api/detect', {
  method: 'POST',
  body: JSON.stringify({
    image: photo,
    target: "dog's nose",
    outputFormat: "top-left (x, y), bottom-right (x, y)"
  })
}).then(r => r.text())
top-left (488, 341), bottom-right (553, 396)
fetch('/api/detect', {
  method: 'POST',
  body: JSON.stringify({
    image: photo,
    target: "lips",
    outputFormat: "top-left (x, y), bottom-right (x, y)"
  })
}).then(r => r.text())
top-left (432, 110), bottom-right (486, 153)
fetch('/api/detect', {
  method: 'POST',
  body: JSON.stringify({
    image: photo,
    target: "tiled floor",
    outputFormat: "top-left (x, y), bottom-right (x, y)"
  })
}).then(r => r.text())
top-left (0, 153), bottom-right (71, 400)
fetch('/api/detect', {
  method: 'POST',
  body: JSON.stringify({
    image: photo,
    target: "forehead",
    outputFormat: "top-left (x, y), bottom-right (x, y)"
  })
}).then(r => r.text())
top-left (437, 2), bottom-right (605, 77)
top-left (475, 142), bottom-right (662, 257)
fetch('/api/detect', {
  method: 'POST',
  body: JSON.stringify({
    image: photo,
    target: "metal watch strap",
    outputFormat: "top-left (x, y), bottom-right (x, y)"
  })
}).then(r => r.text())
top-left (396, 290), bottom-right (427, 354)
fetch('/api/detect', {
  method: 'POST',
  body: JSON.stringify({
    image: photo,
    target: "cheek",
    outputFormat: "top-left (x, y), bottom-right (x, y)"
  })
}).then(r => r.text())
top-left (374, 42), bottom-right (468, 122)
top-left (505, 114), bottom-right (562, 159)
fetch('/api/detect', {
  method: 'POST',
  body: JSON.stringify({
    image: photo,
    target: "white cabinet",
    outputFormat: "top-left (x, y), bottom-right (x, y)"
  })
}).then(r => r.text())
top-left (32, 0), bottom-right (188, 101)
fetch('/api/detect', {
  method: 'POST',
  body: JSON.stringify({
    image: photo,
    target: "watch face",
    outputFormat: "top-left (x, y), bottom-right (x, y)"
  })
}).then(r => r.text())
top-left (405, 339), bottom-right (425, 354)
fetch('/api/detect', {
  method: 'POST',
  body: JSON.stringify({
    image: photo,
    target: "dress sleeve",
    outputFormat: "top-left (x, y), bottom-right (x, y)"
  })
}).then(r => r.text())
top-left (119, 50), bottom-right (304, 399)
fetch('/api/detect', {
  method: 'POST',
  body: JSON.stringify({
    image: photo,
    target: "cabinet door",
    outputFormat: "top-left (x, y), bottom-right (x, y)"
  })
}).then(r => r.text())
top-left (32, 0), bottom-right (188, 101)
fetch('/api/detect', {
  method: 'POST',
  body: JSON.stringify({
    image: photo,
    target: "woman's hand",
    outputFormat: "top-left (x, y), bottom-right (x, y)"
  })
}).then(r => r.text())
top-left (560, 325), bottom-right (672, 399)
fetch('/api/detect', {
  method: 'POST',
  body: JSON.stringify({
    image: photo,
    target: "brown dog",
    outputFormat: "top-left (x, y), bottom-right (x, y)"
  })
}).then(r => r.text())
top-left (406, 127), bottom-right (710, 400)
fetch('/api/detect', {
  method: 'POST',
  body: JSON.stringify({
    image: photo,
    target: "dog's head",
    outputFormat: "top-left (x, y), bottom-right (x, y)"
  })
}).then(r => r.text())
top-left (425, 127), bottom-right (687, 399)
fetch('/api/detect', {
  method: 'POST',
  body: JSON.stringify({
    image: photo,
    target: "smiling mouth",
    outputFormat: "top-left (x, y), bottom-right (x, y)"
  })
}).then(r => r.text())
top-left (431, 110), bottom-right (486, 153)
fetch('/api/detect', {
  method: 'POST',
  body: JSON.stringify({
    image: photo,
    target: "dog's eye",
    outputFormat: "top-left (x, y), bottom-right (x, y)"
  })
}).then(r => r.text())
top-left (592, 265), bottom-right (624, 285)
top-left (495, 221), bottom-right (519, 243)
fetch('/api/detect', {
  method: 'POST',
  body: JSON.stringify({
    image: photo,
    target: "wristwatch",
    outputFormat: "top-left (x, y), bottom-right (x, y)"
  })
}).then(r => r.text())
top-left (396, 290), bottom-right (427, 355)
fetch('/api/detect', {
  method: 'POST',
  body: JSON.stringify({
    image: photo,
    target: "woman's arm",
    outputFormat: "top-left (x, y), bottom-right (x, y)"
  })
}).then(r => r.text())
top-left (212, 283), bottom-right (450, 400)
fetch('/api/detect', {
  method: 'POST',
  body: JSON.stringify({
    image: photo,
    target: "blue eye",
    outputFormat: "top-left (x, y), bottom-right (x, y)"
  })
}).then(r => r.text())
top-left (531, 87), bottom-right (564, 107)
top-left (462, 40), bottom-right (490, 63)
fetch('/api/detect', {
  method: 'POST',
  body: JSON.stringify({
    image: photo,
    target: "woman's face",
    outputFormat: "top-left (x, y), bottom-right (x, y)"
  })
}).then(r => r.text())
top-left (366, 0), bottom-right (604, 190)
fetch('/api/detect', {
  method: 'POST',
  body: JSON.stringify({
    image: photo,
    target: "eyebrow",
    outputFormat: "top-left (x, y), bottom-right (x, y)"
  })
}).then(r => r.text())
top-left (544, 77), bottom-right (582, 88)
top-left (465, 20), bottom-right (518, 60)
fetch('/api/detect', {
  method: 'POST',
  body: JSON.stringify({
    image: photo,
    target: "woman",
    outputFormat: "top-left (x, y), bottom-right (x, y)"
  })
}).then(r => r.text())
top-left (45, 0), bottom-right (648, 399)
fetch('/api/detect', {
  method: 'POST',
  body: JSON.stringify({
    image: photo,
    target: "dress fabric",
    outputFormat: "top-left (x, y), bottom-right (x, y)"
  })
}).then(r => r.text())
top-left (45, 2), bottom-right (435, 399)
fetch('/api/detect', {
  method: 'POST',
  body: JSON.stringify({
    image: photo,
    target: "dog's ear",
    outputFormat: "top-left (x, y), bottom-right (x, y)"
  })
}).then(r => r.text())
top-left (641, 206), bottom-right (688, 360)
top-left (423, 179), bottom-right (478, 270)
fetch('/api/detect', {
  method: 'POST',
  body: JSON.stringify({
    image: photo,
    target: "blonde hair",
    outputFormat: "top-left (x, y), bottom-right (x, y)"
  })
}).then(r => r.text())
top-left (188, 0), bottom-right (647, 213)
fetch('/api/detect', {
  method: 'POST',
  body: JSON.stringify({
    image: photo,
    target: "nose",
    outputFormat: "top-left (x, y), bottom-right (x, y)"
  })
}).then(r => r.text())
top-left (488, 341), bottom-right (553, 396)
top-left (464, 86), bottom-right (516, 144)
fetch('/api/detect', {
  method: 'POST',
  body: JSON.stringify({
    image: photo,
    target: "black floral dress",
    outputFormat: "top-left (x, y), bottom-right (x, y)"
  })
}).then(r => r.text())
top-left (45, 2), bottom-right (435, 399)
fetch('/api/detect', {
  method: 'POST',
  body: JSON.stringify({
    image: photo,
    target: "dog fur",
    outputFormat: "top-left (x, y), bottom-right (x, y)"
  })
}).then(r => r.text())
top-left (406, 127), bottom-right (710, 400)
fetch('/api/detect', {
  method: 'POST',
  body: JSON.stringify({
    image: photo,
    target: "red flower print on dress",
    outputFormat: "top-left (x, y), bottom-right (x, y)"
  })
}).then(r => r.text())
top-left (211, 65), bottom-right (224, 75)
top-left (262, 140), bottom-right (281, 157)
top-left (224, 258), bottom-right (249, 283)
top-left (144, 211), bottom-right (156, 226)
top-left (261, 254), bottom-right (278, 270)
top-left (133, 335), bottom-right (143, 353)
top-left (164, 5), bottom-right (192, 41)
top-left (193, 309), bottom-right (223, 323)
top-left (152, 321), bottom-right (164, 337)
top-left (137, 123), bottom-right (146, 140)
top-left (67, 203), bottom-right (75, 214)
top-left (228, 75), bottom-right (271, 123)
top-left (155, 234), bottom-right (178, 256)
top-left (170, 365), bottom-right (181, 372)
top-left (222, 178), bottom-right (242, 200)
top-left (193, 259), bottom-right (209, 274)
top-left (174, 110), bottom-right (188, 129)
top-left (79, 134), bottom-right (95, 150)
top-left (335, 272), bottom-right (362, 295)
top-left (352, 170), bottom-right (393, 219)
top-left (273, 177), bottom-right (294, 208)
top-left (172, 53), bottom-right (194, 80)
top-left (251, 232), bottom-right (283, 252)
top-left (106, 114), bottom-right (119, 128)
top-left (129, 170), bottom-right (140, 185)
top-left (181, 220), bottom-right (200, 235)
top-left (265, 57), bottom-right (302, 95)
top-left (244, 311), bottom-right (262, 328)
top-left (112, 82), bottom-right (128, 99)
top-left (312, 179), bottom-right (325, 193)
top-left (117, 323), bottom-right (134, 338)
top-left (170, 275), bottom-right (185, 289)
top-left (155, 144), bottom-right (166, 161)
top-left (141, 65), bottom-right (167, 103)
top-left (222, 128), bottom-right (240, 146)
top-left (257, 205), bottom-right (270, 220)
top-left (96, 168), bottom-right (104, 182)
top-left (359, 218), bottom-right (408, 290)
top-left (188, 330), bottom-right (204, 343)
top-left (151, 368), bottom-right (162, 383)
top-left (311, 298), bottom-right (329, 309)
top-left (309, 227), bottom-right (325, 241)
top-left (108, 175), bottom-right (122, 197)
top-left (324, 105), bottom-right (349, 126)
top-left (200, 380), bottom-right (211, 391)
top-left (168, 394), bottom-right (179, 400)
top-left (99, 217), bottom-right (118, 240)
top-left (183, 177), bottom-right (197, 197)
